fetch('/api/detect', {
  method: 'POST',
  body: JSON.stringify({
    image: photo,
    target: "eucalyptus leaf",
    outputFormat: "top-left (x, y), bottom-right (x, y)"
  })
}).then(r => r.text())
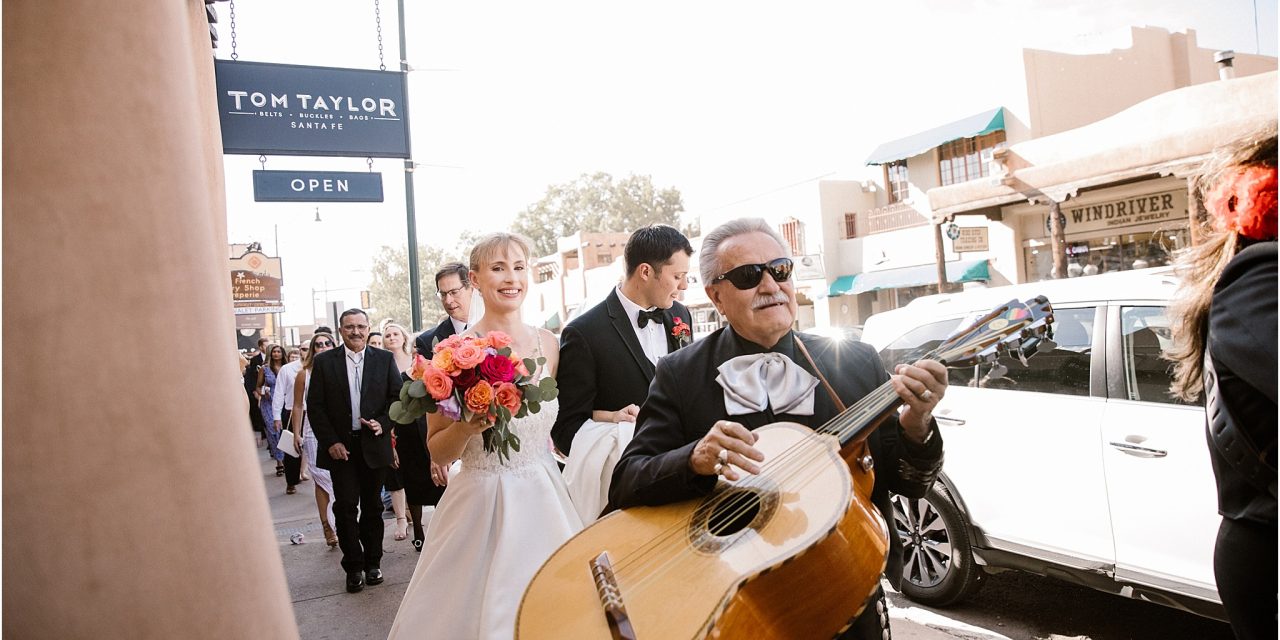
top-left (523, 358), bottom-right (537, 375)
top-left (408, 379), bottom-right (428, 399)
top-left (399, 382), bottom-right (411, 404)
top-left (529, 401), bottom-right (541, 414)
top-left (516, 406), bottom-right (529, 419)
top-left (524, 386), bottom-right (543, 403)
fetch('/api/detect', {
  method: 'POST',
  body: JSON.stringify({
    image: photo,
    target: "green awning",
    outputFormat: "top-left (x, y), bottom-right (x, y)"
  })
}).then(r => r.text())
top-left (828, 259), bottom-right (990, 296)
top-left (865, 108), bottom-right (1005, 165)
top-left (543, 311), bottom-right (561, 330)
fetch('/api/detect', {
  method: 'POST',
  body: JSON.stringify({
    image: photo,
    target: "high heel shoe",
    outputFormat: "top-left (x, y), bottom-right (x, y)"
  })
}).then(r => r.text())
top-left (412, 538), bottom-right (424, 553)
top-left (394, 516), bottom-right (408, 541)
top-left (322, 522), bottom-right (339, 548)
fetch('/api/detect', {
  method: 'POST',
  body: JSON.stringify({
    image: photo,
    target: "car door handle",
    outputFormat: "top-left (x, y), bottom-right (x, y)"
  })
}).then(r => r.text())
top-left (936, 415), bottom-right (966, 426)
top-left (1108, 441), bottom-right (1167, 458)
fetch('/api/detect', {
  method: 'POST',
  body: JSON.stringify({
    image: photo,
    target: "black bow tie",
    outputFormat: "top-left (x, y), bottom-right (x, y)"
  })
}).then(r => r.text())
top-left (637, 309), bottom-right (665, 329)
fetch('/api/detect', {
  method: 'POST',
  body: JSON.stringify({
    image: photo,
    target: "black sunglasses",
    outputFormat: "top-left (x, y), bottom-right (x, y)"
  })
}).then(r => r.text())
top-left (713, 257), bottom-right (794, 290)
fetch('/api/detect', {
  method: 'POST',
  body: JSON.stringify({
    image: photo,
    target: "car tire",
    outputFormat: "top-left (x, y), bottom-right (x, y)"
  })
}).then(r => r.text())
top-left (892, 483), bottom-right (984, 607)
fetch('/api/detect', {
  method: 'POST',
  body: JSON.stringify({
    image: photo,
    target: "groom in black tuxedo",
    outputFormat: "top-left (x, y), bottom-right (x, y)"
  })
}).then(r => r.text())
top-left (307, 309), bottom-right (402, 594)
top-left (552, 224), bottom-right (695, 456)
top-left (414, 262), bottom-right (472, 358)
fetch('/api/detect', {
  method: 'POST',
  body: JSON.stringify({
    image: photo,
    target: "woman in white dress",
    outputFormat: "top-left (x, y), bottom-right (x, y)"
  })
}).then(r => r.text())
top-left (289, 332), bottom-right (339, 547)
top-left (389, 233), bottom-right (583, 640)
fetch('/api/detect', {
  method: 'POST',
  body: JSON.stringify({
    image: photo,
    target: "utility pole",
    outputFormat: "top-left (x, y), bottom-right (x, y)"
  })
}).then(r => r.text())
top-left (398, 0), bottom-right (422, 331)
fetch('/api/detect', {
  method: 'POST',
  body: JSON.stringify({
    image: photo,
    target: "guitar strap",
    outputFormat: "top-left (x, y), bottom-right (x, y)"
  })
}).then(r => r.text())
top-left (794, 336), bottom-right (846, 413)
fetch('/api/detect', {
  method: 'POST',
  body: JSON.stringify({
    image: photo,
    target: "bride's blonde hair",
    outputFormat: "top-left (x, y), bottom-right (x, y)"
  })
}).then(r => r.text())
top-left (469, 233), bottom-right (533, 273)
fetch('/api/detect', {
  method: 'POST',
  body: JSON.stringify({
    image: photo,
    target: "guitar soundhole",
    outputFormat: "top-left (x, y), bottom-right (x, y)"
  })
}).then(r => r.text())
top-left (708, 490), bottom-right (761, 536)
top-left (689, 486), bottom-right (779, 553)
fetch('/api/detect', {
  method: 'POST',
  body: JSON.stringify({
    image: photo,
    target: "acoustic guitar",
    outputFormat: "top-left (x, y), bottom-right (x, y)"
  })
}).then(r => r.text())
top-left (518, 296), bottom-right (1054, 639)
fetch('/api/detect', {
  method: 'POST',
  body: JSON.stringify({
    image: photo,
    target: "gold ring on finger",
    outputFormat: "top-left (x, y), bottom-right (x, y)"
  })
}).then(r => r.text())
top-left (713, 462), bottom-right (724, 475)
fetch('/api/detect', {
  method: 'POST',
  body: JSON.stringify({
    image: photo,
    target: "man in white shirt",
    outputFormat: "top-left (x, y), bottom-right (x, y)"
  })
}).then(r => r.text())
top-left (273, 350), bottom-right (305, 494)
top-left (306, 309), bottom-right (402, 594)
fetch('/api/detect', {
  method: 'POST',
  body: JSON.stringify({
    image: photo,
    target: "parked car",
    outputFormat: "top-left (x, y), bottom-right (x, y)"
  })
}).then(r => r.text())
top-left (860, 267), bottom-right (1225, 620)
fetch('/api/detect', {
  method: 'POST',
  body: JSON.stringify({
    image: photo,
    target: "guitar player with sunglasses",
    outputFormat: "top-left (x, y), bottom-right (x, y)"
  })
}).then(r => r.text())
top-left (606, 217), bottom-right (947, 639)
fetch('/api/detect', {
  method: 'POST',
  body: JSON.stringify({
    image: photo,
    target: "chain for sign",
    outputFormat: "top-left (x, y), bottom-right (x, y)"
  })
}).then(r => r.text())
top-left (367, 157), bottom-right (375, 173)
top-left (259, 155), bottom-right (267, 170)
top-left (374, 0), bottom-right (386, 71)
top-left (229, 0), bottom-right (238, 60)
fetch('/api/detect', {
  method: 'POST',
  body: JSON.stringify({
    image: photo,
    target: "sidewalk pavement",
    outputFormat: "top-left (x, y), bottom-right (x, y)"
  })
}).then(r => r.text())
top-left (262, 447), bottom-right (958, 639)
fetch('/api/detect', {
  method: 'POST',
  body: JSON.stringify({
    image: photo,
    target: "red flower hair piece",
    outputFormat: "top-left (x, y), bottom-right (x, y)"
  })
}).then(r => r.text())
top-left (1206, 165), bottom-right (1277, 241)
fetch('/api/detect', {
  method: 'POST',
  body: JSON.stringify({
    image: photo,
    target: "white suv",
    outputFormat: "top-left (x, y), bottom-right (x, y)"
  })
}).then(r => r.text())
top-left (861, 268), bottom-right (1224, 620)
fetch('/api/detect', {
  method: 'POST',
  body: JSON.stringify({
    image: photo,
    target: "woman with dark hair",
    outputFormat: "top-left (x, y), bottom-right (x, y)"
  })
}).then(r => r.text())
top-left (290, 333), bottom-right (340, 547)
top-left (1168, 123), bottom-right (1276, 640)
top-left (256, 343), bottom-right (286, 477)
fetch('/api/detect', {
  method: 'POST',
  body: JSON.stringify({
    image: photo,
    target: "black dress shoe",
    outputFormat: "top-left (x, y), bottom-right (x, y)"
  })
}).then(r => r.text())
top-left (365, 568), bottom-right (384, 586)
top-left (346, 572), bottom-right (364, 593)
top-left (412, 539), bottom-right (424, 553)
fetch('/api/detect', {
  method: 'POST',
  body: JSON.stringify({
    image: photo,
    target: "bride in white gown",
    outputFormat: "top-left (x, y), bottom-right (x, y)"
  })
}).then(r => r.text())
top-left (389, 233), bottom-right (583, 640)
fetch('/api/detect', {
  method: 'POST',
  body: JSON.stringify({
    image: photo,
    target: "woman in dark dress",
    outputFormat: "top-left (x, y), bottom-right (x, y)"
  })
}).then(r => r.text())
top-left (1169, 124), bottom-right (1276, 640)
top-left (385, 323), bottom-right (446, 551)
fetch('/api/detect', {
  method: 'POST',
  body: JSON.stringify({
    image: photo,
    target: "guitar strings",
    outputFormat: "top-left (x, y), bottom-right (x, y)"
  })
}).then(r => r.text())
top-left (610, 306), bottom-right (1043, 598)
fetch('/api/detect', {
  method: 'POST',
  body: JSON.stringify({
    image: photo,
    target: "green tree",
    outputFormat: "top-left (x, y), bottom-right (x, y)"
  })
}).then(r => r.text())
top-left (511, 172), bottom-right (685, 256)
top-left (367, 243), bottom-right (453, 333)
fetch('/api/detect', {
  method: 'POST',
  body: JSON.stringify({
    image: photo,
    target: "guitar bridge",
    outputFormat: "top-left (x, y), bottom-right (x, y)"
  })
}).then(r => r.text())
top-left (590, 552), bottom-right (636, 640)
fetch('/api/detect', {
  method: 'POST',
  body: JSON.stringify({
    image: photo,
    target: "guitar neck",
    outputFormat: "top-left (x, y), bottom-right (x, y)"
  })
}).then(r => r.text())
top-left (820, 381), bottom-right (903, 449)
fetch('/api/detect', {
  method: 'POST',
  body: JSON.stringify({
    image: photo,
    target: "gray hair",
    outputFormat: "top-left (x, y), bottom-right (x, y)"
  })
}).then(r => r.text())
top-left (699, 218), bottom-right (789, 284)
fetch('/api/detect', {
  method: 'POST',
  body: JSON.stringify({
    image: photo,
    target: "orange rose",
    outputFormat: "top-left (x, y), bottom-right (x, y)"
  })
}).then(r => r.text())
top-left (471, 336), bottom-right (491, 349)
top-left (408, 354), bottom-right (432, 381)
top-left (494, 381), bottom-right (521, 414)
top-left (487, 331), bottom-right (513, 349)
top-left (432, 348), bottom-right (458, 375)
top-left (453, 342), bottom-right (487, 369)
top-left (510, 355), bottom-right (530, 378)
top-left (423, 366), bottom-right (454, 401)
top-left (464, 379), bottom-right (494, 416)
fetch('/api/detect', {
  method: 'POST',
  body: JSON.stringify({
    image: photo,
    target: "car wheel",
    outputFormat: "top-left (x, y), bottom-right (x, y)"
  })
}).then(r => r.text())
top-left (891, 483), bottom-right (984, 606)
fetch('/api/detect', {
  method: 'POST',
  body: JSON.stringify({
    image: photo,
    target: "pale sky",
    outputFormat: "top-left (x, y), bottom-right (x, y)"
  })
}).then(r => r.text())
top-left (219, 0), bottom-right (1278, 326)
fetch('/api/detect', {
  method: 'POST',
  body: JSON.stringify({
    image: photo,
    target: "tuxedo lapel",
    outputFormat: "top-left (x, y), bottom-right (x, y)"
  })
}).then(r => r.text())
top-left (336, 350), bottom-right (354, 416)
top-left (605, 290), bottom-right (657, 381)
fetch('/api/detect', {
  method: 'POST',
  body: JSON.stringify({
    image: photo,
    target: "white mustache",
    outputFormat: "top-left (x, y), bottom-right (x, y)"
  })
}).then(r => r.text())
top-left (752, 293), bottom-right (789, 310)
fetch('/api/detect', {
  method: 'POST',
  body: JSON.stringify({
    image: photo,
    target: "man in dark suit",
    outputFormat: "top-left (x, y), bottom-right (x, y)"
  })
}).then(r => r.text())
top-left (552, 225), bottom-right (695, 456)
top-left (244, 337), bottom-right (268, 440)
top-left (307, 309), bottom-right (402, 594)
top-left (414, 262), bottom-right (473, 358)
top-left (608, 218), bottom-right (947, 640)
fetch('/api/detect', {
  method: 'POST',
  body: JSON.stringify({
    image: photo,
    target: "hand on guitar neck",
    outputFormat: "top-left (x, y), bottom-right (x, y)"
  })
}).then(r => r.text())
top-left (890, 359), bottom-right (948, 445)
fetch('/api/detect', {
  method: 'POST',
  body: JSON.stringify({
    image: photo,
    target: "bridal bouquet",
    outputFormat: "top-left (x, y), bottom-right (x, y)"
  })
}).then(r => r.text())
top-left (389, 331), bottom-right (558, 463)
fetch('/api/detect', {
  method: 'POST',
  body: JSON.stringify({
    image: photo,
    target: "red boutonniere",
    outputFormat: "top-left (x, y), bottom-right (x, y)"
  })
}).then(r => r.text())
top-left (1206, 165), bottom-right (1277, 241)
top-left (671, 317), bottom-right (693, 348)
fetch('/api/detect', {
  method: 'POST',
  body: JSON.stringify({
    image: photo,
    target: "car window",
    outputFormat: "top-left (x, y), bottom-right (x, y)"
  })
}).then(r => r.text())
top-left (971, 306), bottom-right (1096, 396)
top-left (878, 317), bottom-right (976, 386)
top-left (1120, 306), bottom-right (1195, 406)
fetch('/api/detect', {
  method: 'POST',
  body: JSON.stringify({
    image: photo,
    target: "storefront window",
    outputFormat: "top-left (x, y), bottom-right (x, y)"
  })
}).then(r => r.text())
top-left (1023, 228), bottom-right (1189, 282)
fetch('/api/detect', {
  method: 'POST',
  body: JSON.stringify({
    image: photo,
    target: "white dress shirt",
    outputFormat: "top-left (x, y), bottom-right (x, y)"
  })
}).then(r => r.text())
top-left (450, 316), bottom-right (468, 335)
top-left (272, 360), bottom-right (303, 422)
top-left (616, 287), bottom-right (668, 365)
top-left (344, 345), bottom-right (366, 431)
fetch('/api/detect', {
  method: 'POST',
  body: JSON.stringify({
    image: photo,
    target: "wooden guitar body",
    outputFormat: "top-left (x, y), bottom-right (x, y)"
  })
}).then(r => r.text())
top-left (517, 422), bottom-right (889, 639)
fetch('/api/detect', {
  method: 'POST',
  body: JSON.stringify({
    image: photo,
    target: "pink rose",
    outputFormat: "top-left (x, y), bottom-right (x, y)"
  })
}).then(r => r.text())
top-left (511, 355), bottom-right (530, 378)
top-left (479, 354), bottom-right (516, 383)
top-left (435, 334), bottom-right (464, 353)
top-left (423, 366), bottom-right (454, 401)
top-left (487, 331), bottom-right (513, 349)
top-left (452, 342), bottom-right (487, 370)
top-left (494, 382), bottom-right (521, 414)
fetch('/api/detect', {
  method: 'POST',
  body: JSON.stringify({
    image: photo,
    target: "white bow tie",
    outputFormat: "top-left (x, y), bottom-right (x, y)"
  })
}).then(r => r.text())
top-left (715, 352), bottom-right (819, 416)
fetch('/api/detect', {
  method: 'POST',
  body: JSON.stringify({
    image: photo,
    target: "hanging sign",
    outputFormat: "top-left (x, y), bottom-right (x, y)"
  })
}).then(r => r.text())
top-left (253, 170), bottom-right (384, 202)
top-left (951, 227), bottom-right (989, 252)
top-left (215, 60), bottom-right (411, 158)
